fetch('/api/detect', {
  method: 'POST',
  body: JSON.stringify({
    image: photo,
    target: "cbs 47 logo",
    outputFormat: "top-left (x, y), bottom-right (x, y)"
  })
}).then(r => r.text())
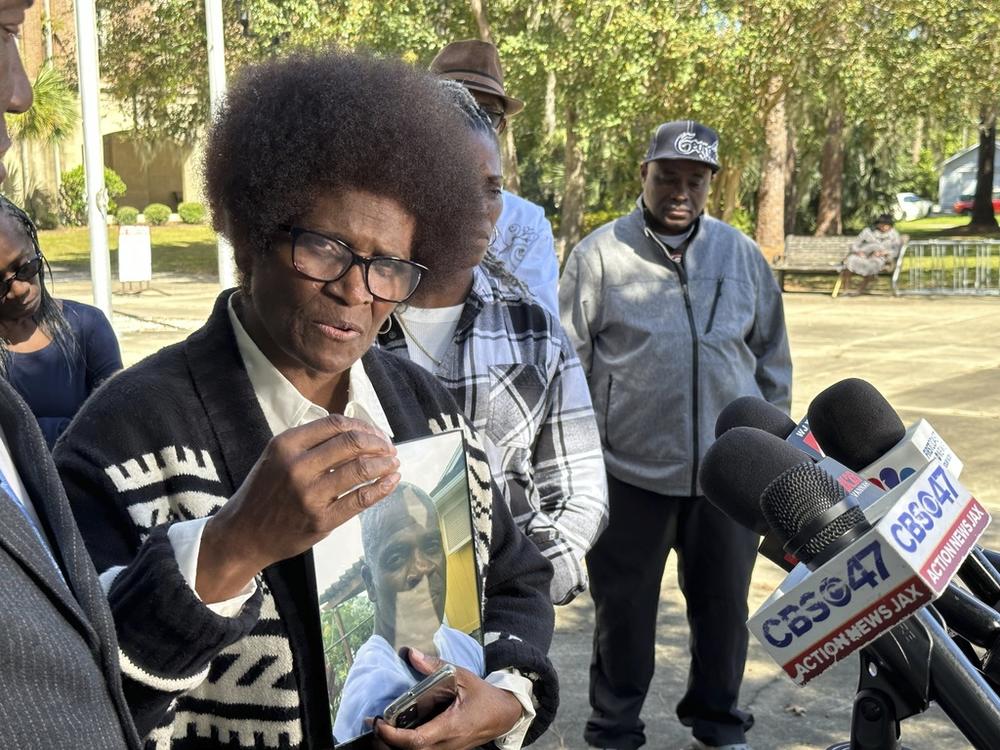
top-left (762, 540), bottom-right (890, 649)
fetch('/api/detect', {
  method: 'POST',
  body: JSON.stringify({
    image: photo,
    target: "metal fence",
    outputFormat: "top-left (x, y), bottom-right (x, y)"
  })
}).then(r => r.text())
top-left (892, 239), bottom-right (1000, 296)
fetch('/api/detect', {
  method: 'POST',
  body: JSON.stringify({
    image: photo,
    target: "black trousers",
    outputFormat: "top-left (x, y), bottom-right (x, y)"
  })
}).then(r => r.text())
top-left (584, 473), bottom-right (759, 749)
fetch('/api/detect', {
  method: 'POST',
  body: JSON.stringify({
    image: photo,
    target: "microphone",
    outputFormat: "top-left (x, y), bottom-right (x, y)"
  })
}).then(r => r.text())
top-left (699, 427), bottom-right (812, 570)
top-left (715, 396), bottom-right (823, 460)
top-left (715, 396), bottom-right (796, 439)
top-left (712, 398), bottom-right (882, 514)
top-left (806, 378), bottom-right (963, 489)
top-left (701, 426), bottom-right (810, 536)
top-left (806, 378), bottom-right (1000, 607)
top-left (761, 461), bottom-right (1000, 749)
top-left (704, 427), bottom-right (1000, 687)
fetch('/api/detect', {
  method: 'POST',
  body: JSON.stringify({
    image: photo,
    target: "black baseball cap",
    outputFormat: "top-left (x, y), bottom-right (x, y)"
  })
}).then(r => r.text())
top-left (643, 120), bottom-right (720, 172)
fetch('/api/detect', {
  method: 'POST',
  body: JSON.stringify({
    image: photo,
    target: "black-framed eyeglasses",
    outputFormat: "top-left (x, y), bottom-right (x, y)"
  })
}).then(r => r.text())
top-left (278, 225), bottom-right (426, 303)
top-left (0, 252), bottom-right (42, 299)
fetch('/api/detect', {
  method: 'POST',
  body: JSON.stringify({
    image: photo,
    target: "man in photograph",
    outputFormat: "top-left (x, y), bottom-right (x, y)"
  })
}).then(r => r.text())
top-left (332, 483), bottom-right (483, 740)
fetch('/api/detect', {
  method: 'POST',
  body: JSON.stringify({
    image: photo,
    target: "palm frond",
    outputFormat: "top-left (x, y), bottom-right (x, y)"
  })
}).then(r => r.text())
top-left (5, 64), bottom-right (79, 143)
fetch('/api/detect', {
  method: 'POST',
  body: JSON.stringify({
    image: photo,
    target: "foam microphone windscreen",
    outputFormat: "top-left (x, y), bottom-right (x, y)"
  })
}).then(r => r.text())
top-left (806, 378), bottom-right (906, 470)
top-left (714, 396), bottom-right (797, 439)
top-left (699, 426), bottom-right (813, 535)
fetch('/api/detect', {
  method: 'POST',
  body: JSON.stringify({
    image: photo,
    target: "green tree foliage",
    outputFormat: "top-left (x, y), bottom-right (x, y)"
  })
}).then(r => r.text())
top-left (178, 201), bottom-right (207, 224)
top-left (319, 594), bottom-right (374, 721)
top-left (96, 1), bottom-right (1000, 239)
top-left (116, 205), bottom-right (139, 225)
top-left (6, 63), bottom-right (79, 212)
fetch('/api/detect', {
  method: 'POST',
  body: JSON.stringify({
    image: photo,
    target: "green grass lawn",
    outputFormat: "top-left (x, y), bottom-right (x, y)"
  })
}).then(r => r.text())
top-left (38, 224), bottom-right (220, 277)
top-left (896, 213), bottom-right (1000, 239)
top-left (896, 215), bottom-right (971, 238)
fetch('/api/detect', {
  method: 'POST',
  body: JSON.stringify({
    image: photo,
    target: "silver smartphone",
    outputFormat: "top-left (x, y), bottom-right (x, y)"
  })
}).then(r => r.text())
top-left (381, 664), bottom-right (458, 729)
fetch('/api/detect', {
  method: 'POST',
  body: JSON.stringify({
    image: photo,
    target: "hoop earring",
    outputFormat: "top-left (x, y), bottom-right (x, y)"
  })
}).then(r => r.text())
top-left (378, 315), bottom-right (393, 336)
top-left (489, 225), bottom-right (499, 248)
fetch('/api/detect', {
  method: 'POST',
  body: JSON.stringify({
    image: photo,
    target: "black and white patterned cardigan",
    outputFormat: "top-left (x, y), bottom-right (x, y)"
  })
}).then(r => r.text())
top-left (54, 290), bottom-right (558, 750)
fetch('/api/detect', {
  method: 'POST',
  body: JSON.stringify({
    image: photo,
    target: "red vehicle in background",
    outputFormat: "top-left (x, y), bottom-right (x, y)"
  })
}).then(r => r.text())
top-left (953, 189), bottom-right (1000, 215)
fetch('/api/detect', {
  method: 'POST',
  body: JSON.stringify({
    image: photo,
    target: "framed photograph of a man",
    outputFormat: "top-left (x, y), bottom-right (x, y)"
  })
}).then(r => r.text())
top-left (312, 429), bottom-right (483, 744)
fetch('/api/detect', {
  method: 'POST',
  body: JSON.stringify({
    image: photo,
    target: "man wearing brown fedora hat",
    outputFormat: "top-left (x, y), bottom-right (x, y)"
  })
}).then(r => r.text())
top-left (430, 40), bottom-right (559, 315)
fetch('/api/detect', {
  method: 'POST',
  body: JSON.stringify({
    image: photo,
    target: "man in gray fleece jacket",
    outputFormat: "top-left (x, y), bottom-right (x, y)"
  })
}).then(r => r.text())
top-left (559, 120), bottom-right (791, 750)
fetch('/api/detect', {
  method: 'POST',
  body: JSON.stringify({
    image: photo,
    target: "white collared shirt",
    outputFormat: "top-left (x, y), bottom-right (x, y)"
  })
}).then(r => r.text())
top-left (227, 295), bottom-right (394, 437)
top-left (0, 426), bottom-right (44, 532)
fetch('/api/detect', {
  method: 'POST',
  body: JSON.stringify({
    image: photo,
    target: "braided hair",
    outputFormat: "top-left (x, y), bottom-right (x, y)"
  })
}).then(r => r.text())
top-left (0, 194), bottom-right (78, 377)
top-left (437, 80), bottom-right (498, 141)
top-left (436, 81), bottom-right (533, 300)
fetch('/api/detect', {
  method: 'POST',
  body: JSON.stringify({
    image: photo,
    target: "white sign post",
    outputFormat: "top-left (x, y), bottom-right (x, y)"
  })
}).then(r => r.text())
top-left (118, 225), bottom-right (152, 292)
top-left (74, 0), bottom-right (112, 317)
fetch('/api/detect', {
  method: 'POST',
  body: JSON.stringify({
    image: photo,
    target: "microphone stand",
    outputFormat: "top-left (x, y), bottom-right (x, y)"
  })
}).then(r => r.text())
top-left (828, 605), bottom-right (1000, 750)
top-left (826, 648), bottom-right (920, 750)
top-left (957, 548), bottom-right (1000, 609)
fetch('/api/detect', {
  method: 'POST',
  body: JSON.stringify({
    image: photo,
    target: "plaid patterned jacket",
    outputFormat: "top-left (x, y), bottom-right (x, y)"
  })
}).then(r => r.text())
top-left (380, 267), bottom-right (608, 605)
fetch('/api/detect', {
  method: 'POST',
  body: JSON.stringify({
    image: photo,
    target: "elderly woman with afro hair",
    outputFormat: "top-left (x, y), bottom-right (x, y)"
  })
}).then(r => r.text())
top-left (53, 50), bottom-right (557, 750)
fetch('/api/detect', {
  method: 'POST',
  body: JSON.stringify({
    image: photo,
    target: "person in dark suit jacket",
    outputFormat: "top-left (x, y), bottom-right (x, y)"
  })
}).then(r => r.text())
top-left (0, 376), bottom-right (142, 748)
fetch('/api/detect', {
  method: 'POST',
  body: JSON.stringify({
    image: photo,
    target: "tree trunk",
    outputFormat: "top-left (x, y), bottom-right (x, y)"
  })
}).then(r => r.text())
top-left (18, 140), bottom-right (29, 204)
top-left (970, 104), bottom-right (999, 232)
top-left (755, 80), bottom-right (786, 259)
top-left (502, 127), bottom-right (521, 194)
top-left (558, 106), bottom-right (586, 263)
top-left (784, 121), bottom-right (797, 236)
top-left (815, 102), bottom-right (845, 236)
top-left (721, 164), bottom-right (741, 223)
top-left (708, 166), bottom-right (724, 216)
top-left (53, 142), bottom-right (62, 193)
top-left (544, 70), bottom-right (557, 139)
top-left (468, 0), bottom-right (493, 43)
top-left (467, 0), bottom-right (520, 191)
top-left (912, 116), bottom-right (924, 164)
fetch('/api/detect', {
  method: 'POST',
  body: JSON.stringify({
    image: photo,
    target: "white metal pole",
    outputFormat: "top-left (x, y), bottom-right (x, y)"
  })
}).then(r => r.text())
top-left (43, 0), bottom-right (62, 192)
top-left (73, 0), bottom-right (111, 318)
top-left (205, 0), bottom-right (236, 289)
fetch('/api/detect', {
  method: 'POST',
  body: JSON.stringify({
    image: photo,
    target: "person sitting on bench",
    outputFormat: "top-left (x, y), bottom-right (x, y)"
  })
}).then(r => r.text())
top-left (839, 213), bottom-right (905, 296)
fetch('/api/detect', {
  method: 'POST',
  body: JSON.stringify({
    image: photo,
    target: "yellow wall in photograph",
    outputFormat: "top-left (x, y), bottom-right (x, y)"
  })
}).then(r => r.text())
top-left (444, 541), bottom-right (480, 635)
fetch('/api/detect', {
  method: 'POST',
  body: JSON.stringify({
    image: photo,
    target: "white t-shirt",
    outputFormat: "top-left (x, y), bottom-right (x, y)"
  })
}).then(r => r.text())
top-left (394, 304), bottom-right (465, 372)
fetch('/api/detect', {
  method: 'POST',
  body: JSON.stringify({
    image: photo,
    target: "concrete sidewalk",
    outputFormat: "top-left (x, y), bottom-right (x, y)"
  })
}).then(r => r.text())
top-left (58, 279), bottom-right (1000, 750)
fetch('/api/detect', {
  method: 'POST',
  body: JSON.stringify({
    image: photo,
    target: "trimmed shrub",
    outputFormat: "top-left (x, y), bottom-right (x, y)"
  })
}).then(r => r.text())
top-left (177, 201), bottom-right (206, 224)
top-left (116, 205), bottom-right (139, 225)
top-left (58, 165), bottom-right (127, 226)
top-left (143, 203), bottom-right (171, 226)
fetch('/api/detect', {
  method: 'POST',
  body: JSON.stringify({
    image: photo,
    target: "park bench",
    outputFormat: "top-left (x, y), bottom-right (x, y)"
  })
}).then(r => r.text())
top-left (772, 235), bottom-right (900, 296)
top-left (771, 235), bottom-right (853, 293)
